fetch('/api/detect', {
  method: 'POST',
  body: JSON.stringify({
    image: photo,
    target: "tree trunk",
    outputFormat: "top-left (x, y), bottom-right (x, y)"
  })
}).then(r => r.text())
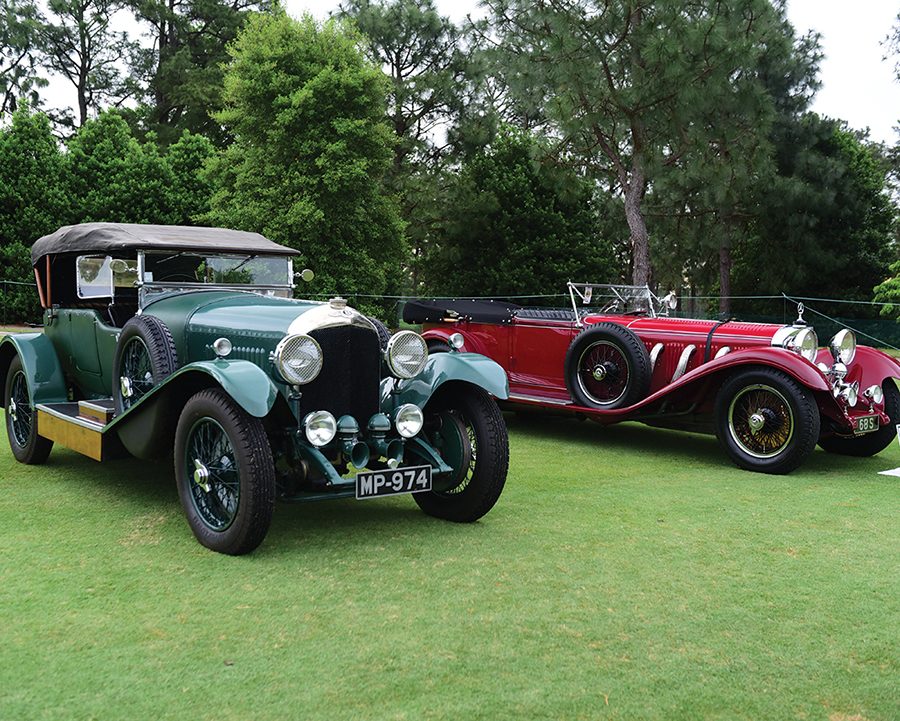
top-left (719, 243), bottom-right (732, 315)
top-left (624, 162), bottom-right (650, 287)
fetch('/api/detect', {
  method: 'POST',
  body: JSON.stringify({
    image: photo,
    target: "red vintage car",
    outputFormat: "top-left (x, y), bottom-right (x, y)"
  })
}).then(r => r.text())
top-left (405, 283), bottom-right (900, 474)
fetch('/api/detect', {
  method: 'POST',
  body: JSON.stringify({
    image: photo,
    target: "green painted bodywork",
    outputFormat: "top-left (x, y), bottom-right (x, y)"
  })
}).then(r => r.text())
top-left (0, 334), bottom-right (68, 404)
top-left (42, 309), bottom-right (120, 398)
top-left (382, 352), bottom-right (510, 414)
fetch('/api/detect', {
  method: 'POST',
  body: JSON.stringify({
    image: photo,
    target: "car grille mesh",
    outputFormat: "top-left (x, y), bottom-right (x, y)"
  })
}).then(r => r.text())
top-left (300, 325), bottom-right (381, 424)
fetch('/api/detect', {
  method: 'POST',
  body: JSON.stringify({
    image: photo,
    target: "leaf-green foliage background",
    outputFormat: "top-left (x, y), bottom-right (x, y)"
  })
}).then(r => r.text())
top-left (1, 412), bottom-right (897, 720)
top-left (205, 10), bottom-right (407, 308)
top-left (0, 0), bottom-right (897, 322)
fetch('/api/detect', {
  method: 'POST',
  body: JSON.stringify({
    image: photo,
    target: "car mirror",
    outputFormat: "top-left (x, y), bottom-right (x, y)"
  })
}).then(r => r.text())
top-left (296, 268), bottom-right (315, 283)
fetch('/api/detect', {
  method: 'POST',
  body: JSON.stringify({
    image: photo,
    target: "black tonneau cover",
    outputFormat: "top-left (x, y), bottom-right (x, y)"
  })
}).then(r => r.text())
top-left (31, 223), bottom-right (300, 265)
top-left (403, 298), bottom-right (522, 325)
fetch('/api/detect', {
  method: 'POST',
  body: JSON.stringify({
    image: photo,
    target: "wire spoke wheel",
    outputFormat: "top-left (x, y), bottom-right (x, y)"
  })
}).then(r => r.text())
top-left (120, 337), bottom-right (154, 410)
top-left (184, 417), bottom-right (241, 531)
top-left (577, 340), bottom-right (630, 406)
top-left (728, 383), bottom-right (794, 459)
top-left (8, 371), bottom-right (33, 449)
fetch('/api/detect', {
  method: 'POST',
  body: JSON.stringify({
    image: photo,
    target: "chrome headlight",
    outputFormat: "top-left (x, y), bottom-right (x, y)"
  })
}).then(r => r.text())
top-left (394, 404), bottom-right (424, 438)
top-left (793, 327), bottom-right (818, 363)
top-left (304, 410), bottom-right (336, 447)
top-left (274, 334), bottom-right (323, 385)
top-left (385, 331), bottom-right (428, 379)
top-left (829, 329), bottom-right (856, 365)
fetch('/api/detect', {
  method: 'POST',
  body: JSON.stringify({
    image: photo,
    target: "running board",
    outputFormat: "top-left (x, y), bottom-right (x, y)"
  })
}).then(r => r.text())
top-left (36, 402), bottom-right (113, 461)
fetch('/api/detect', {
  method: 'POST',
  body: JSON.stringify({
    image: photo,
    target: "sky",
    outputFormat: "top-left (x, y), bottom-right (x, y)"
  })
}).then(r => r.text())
top-left (40, 0), bottom-right (900, 145)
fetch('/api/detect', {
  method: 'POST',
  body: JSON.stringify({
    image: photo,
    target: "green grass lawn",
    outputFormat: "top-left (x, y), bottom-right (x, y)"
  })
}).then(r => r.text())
top-left (1, 413), bottom-right (897, 721)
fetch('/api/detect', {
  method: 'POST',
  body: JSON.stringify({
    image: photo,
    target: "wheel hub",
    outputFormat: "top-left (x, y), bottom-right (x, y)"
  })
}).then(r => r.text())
top-left (748, 411), bottom-right (766, 435)
top-left (591, 364), bottom-right (607, 381)
top-left (120, 376), bottom-right (133, 399)
top-left (8, 398), bottom-right (17, 422)
top-left (193, 459), bottom-right (211, 492)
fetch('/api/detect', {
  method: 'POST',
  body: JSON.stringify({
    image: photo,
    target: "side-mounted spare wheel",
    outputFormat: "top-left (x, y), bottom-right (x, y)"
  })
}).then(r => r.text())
top-left (4, 355), bottom-right (53, 464)
top-left (564, 323), bottom-right (652, 409)
top-left (818, 378), bottom-right (900, 457)
top-left (113, 315), bottom-right (178, 414)
top-left (415, 384), bottom-right (509, 522)
top-left (715, 366), bottom-right (820, 474)
top-left (174, 388), bottom-right (275, 555)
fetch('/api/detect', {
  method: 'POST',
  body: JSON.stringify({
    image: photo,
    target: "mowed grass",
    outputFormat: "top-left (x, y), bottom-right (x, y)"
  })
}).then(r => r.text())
top-left (1, 412), bottom-right (897, 721)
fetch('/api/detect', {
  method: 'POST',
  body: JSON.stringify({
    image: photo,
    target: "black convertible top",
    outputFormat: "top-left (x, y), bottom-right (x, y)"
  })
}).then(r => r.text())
top-left (31, 223), bottom-right (300, 264)
top-left (402, 298), bottom-right (522, 325)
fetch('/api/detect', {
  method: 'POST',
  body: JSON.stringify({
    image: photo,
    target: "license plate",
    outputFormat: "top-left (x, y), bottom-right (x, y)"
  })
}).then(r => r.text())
top-left (355, 465), bottom-right (432, 500)
top-left (854, 415), bottom-right (879, 435)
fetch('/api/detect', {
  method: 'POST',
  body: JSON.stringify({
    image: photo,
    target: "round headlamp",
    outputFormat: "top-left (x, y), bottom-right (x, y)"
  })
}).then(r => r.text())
top-left (840, 383), bottom-right (859, 408)
top-left (864, 384), bottom-right (884, 404)
top-left (793, 327), bottom-right (818, 363)
top-left (449, 332), bottom-right (465, 350)
top-left (394, 404), bottom-right (424, 438)
top-left (829, 329), bottom-right (856, 365)
top-left (304, 410), bottom-right (337, 447)
top-left (385, 331), bottom-right (428, 379)
top-left (213, 337), bottom-right (233, 358)
top-left (274, 334), bottom-right (322, 385)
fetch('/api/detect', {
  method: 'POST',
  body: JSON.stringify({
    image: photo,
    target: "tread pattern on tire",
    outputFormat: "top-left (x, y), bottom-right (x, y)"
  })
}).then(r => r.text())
top-left (414, 385), bottom-right (509, 523)
top-left (715, 365), bottom-right (819, 475)
top-left (175, 388), bottom-right (275, 555)
top-left (4, 355), bottom-right (53, 465)
top-left (367, 317), bottom-right (391, 352)
top-left (113, 314), bottom-right (178, 413)
top-left (564, 322), bottom-right (652, 409)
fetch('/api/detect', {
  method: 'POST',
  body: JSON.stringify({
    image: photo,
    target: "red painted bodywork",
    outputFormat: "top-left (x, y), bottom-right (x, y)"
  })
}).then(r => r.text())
top-left (422, 311), bottom-right (900, 436)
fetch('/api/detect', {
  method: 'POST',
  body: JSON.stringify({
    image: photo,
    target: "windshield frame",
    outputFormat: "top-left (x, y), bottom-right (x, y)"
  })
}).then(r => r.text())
top-left (137, 251), bottom-right (295, 308)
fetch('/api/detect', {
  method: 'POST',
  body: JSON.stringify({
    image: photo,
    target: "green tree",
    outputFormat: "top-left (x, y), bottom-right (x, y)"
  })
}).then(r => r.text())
top-left (736, 115), bottom-right (894, 312)
top-left (0, 0), bottom-right (45, 116)
top-left (0, 109), bottom-right (67, 321)
top-left (127, 0), bottom-right (272, 145)
top-left (38, 0), bottom-right (140, 127)
top-left (205, 10), bottom-right (407, 305)
top-left (488, 0), bottom-right (796, 287)
top-left (65, 110), bottom-right (213, 224)
top-left (425, 129), bottom-right (614, 298)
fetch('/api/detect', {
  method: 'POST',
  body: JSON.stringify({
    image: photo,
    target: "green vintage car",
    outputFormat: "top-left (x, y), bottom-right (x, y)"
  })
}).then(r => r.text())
top-left (1, 223), bottom-right (510, 554)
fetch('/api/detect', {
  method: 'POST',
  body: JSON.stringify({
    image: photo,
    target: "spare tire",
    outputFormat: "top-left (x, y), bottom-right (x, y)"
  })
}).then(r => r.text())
top-left (564, 323), bottom-right (652, 409)
top-left (367, 316), bottom-right (391, 352)
top-left (113, 315), bottom-right (178, 414)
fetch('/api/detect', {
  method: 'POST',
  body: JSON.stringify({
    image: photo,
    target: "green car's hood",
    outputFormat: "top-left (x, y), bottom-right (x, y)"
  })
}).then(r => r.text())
top-left (142, 290), bottom-right (325, 362)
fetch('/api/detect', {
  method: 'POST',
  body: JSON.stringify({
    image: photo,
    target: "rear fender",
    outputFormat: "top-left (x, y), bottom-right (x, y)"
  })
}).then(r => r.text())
top-left (0, 333), bottom-right (68, 404)
top-left (384, 352), bottom-right (509, 413)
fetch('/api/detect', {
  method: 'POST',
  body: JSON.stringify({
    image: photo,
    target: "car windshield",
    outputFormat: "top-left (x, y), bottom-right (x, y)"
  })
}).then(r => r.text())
top-left (142, 252), bottom-right (292, 287)
top-left (568, 282), bottom-right (675, 317)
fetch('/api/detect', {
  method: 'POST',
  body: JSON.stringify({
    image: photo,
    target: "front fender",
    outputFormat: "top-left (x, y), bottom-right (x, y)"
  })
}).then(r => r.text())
top-left (816, 346), bottom-right (900, 390)
top-left (384, 352), bottom-right (509, 411)
top-left (110, 359), bottom-right (280, 459)
top-left (0, 333), bottom-right (67, 404)
top-left (680, 346), bottom-right (831, 392)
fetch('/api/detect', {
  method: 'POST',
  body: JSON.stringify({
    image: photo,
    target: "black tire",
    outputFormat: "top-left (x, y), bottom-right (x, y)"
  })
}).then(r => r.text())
top-left (4, 355), bottom-right (53, 465)
top-left (426, 339), bottom-right (451, 354)
top-left (174, 388), bottom-right (275, 555)
top-left (564, 323), bottom-right (652, 409)
top-left (113, 315), bottom-right (178, 414)
top-left (715, 366), bottom-right (820, 474)
top-left (368, 317), bottom-right (391, 352)
top-left (818, 378), bottom-right (900, 457)
top-left (414, 385), bottom-right (509, 522)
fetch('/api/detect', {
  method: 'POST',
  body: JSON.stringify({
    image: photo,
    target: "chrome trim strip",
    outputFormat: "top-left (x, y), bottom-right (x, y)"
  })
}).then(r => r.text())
top-left (714, 346), bottom-right (731, 359)
top-left (649, 343), bottom-right (664, 373)
top-left (507, 394), bottom-right (572, 406)
top-left (36, 404), bottom-right (105, 431)
top-left (672, 345), bottom-right (696, 382)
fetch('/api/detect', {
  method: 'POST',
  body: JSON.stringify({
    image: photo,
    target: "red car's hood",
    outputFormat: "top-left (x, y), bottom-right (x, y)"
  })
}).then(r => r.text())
top-left (583, 314), bottom-right (782, 347)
